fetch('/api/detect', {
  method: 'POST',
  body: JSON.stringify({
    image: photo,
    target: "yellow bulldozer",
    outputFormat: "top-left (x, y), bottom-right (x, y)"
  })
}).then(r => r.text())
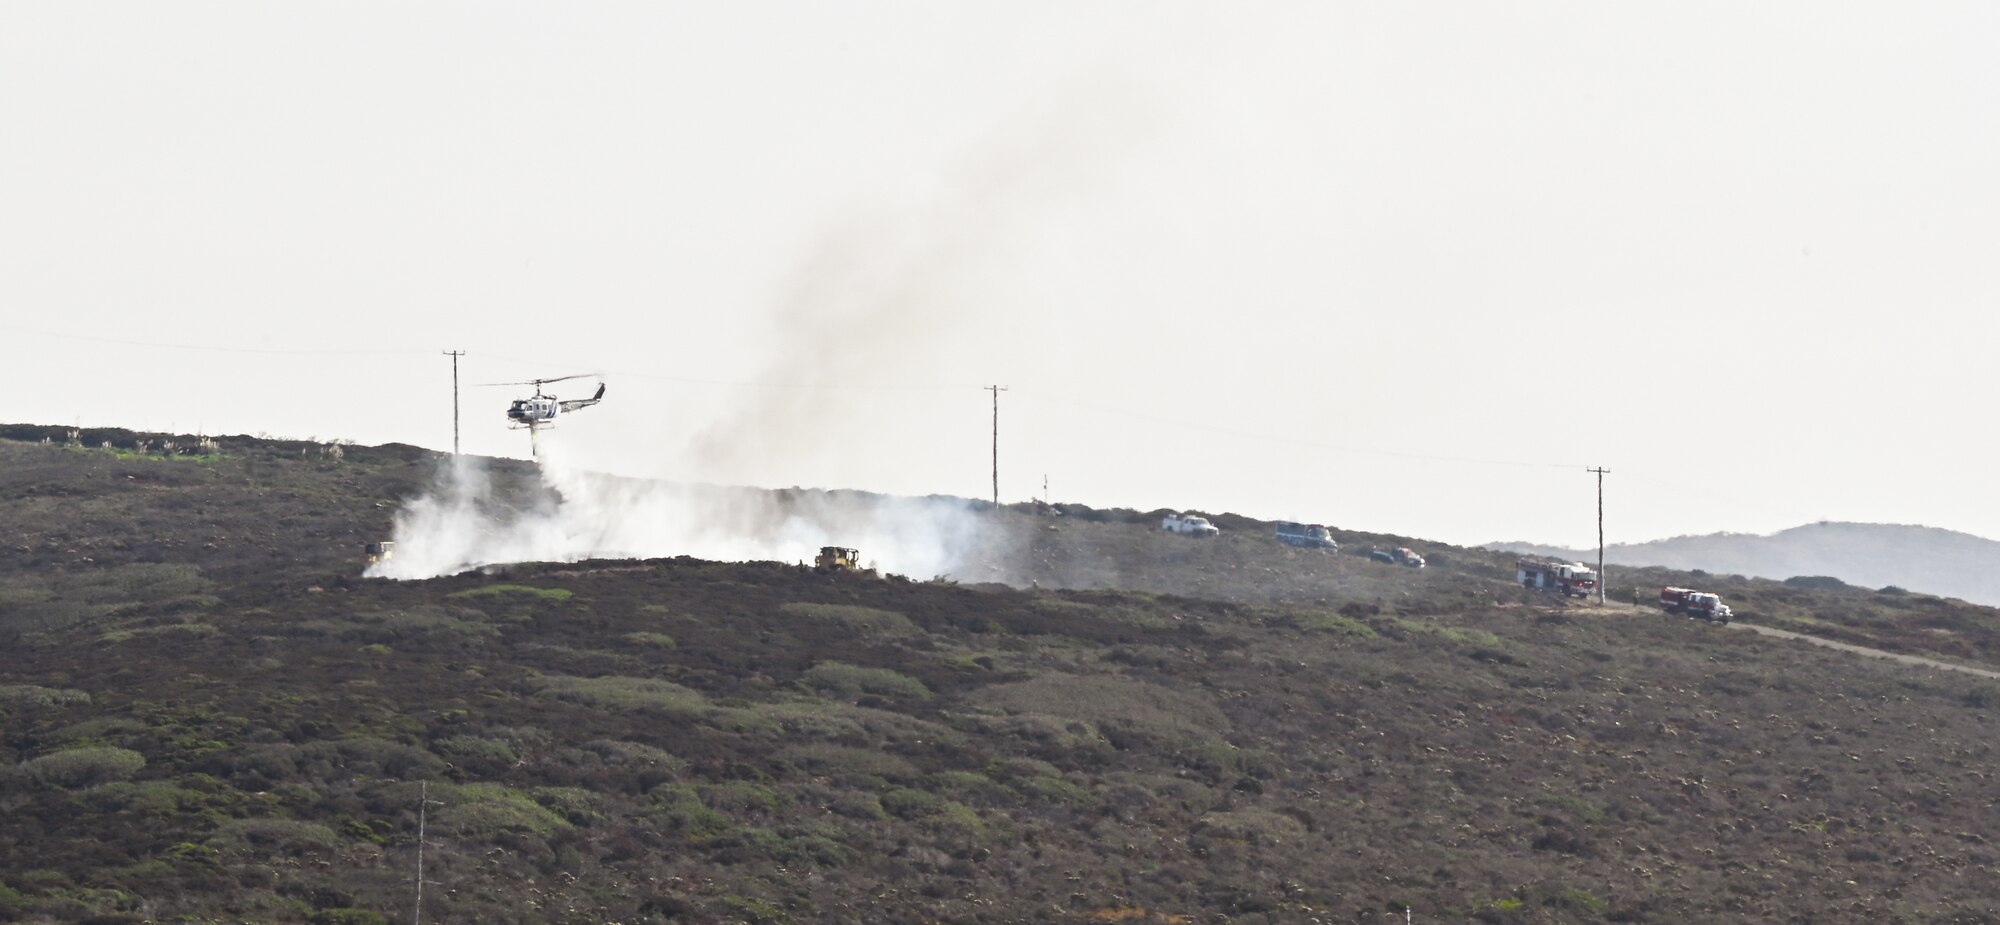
top-left (813, 546), bottom-right (874, 575)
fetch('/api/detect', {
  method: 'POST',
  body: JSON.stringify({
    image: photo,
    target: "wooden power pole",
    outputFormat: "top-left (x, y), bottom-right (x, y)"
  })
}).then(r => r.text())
top-left (1588, 466), bottom-right (1609, 604)
top-left (442, 350), bottom-right (466, 455)
top-left (986, 385), bottom-right (1007, 508)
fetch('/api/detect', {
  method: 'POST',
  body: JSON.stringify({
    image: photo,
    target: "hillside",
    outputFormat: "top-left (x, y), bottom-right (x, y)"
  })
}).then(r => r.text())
top-left (5, 428), bottom-right (2000, 923)
top-left (1490, 522), bottom-right (2000, 607)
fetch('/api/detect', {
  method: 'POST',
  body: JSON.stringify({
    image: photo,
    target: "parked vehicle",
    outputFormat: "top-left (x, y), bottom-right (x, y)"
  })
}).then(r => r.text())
top-left (1368, 546), bottom-right (1425, 568)
top-left (1274, 521), bottom-right (1338, 550)
top-left (1162, 513), bottom-right (1220, 537)
top-left (1660, 586), bottom-right (1732, 623)
top-left (1517, 560), bottom-right (1597, 598)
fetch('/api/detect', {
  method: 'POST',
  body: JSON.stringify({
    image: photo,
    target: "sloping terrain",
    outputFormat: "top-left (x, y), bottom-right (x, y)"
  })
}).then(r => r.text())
top-left (4, 429), bottom-right (2000, 923)
top-left (1491, 522), bottom-right (2000, 607)
top-left (7, 427), bottom-right (1998, 672)
top-left (6, 559), bottom-right (2000, 924)
top-left (0, 426), bottom-right (435, 584)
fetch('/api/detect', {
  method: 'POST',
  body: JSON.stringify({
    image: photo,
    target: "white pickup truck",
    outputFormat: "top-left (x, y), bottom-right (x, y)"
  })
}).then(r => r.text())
top-left (1162, 513), bottom-right (1220, 537)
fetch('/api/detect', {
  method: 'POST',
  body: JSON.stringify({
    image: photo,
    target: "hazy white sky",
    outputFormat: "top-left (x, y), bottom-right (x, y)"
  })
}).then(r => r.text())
top-left (4, 2), bottom-right (1997, 549)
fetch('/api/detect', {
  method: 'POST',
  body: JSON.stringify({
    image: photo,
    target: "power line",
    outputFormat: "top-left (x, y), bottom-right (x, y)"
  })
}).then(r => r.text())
top-left (1013, 390), bottom-right (1589, 471)
top-left (3, 321), bottom-right (1619, 482)
top-left (0, 320), bottom-right (436, 357)
top-left (472, 351), bottom-right (977, 393)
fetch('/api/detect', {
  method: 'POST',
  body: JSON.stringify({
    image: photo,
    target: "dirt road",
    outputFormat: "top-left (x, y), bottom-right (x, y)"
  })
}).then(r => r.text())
top-left (1580, 600), bottom-right (2000, 681)
top-left (1725, 620), bottom-right (2000, 680)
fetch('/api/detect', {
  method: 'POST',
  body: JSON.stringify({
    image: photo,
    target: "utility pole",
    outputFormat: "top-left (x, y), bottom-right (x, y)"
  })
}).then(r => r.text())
top-left (442, 350), bottom-right (466, 455)
top-left (985, 385), bottom-right (1007, 509)
top-left (1588, 466), bottom-right (1609, 605)
top-left (412, 781), bottom-right (443, 925)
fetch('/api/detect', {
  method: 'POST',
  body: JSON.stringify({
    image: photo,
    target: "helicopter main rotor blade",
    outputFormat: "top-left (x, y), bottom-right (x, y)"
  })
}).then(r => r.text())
top-left (473, 372), bottom-right (601, 388)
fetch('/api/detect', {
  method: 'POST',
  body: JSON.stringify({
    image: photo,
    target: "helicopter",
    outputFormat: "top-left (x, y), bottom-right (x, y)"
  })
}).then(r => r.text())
top-left (482, 373), bottom-right (606, 454)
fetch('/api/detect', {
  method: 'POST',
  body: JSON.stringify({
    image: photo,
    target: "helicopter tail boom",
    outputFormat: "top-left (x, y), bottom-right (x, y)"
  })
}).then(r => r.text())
top-left (556, 383), bottom-right (606, 414)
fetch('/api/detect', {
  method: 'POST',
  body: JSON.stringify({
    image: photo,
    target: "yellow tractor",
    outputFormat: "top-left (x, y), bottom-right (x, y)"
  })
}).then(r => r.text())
top-left (364, 541), bottom-right (396, 565)
top-left (813, 546), bottom-right (870, 575)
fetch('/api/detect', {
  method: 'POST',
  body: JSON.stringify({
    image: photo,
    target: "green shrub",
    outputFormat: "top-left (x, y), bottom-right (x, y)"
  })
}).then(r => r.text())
top-left (1393, 619), bottom-right (1503, 649)
top-left (436, 783), bottom-right (572, 837)
top-left (311, 910), bottom-right (388, 925)
top-left (433, 735), bottom-right (519, 766)
top-left (530, 787), bottom-right (604, 825)
top-left (717, 894), bottom-right (790, 925)
top-left (775, 743), bottom-right (919, 783)
top-left (1437, 626), bottom-right (1503, 648)
top-left (726, 699), bottom-right (955, 744)
top-left (297, 738), bottom-right (446, 780)
top-left (214, 818), bottom-right (341, 854)
top-left (650, 784), bottom-right (731, 839)
top-left (928, 800), bottom-right (985, 836)
top-left (86, 780), bottom-right (206, 816)
top-left (164, 842), bottom-right (218, 862)
top-left (1015, 775), bottom-right (1092, 805)
top-left (779, 602), bottom-right (918, 636)
top-left (1180, 741), bottom-right (1280, 780)
top-left (779, 831), bottom-right (849, 867)
top-left (531, 674), bottom-right (709, 715)
top-left (1300, 612), bottom-right (1379, 637)
top-left (2, 600), bottom-right (116, 633)
top-left (1199, 809), bottom-right (1307, 845)
top-left (799, 662), bottom-right (932, 701)
top-left (942, 653), bottom-right (995, 672)
top-left (827, 792), bottom-right (887, 820)
top-left (448, 583), bottom-right (573, 601)
top-left (20, 746), bottom-right (146, 788)
top-left (55, 563), bottom-right (213, 605)
top-left (701, 780), bottom-right (786, 816)
top-left (287, 607), bottom-right (502, 642)
top-left (968, 674), bottom-right (1228, 745)
top-left (880, 787), bottom-right (944, 819)
top-left (97, 622), bottom-right (220, 644)
top-left (0, 684), bottom-right (92, 708)
top-left (1552, 887), bottom-right (1606, 914)
top-left (584, 739), bottom-right (685, 774)
top-left (927, 769), bottom-right (1004, 800)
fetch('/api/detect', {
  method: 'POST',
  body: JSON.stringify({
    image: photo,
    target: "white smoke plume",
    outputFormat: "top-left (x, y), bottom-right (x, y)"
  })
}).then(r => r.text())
top-left (368, 83), bottom-right (1145, 582)
top-left (367, 442), bottom-right (1000, 581)
top-left (688, 78), bottom-right (1158, 482)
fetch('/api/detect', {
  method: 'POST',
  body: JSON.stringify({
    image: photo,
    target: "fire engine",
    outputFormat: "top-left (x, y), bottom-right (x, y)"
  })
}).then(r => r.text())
top-left (1517, 560), bottom-right (1598, 598)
